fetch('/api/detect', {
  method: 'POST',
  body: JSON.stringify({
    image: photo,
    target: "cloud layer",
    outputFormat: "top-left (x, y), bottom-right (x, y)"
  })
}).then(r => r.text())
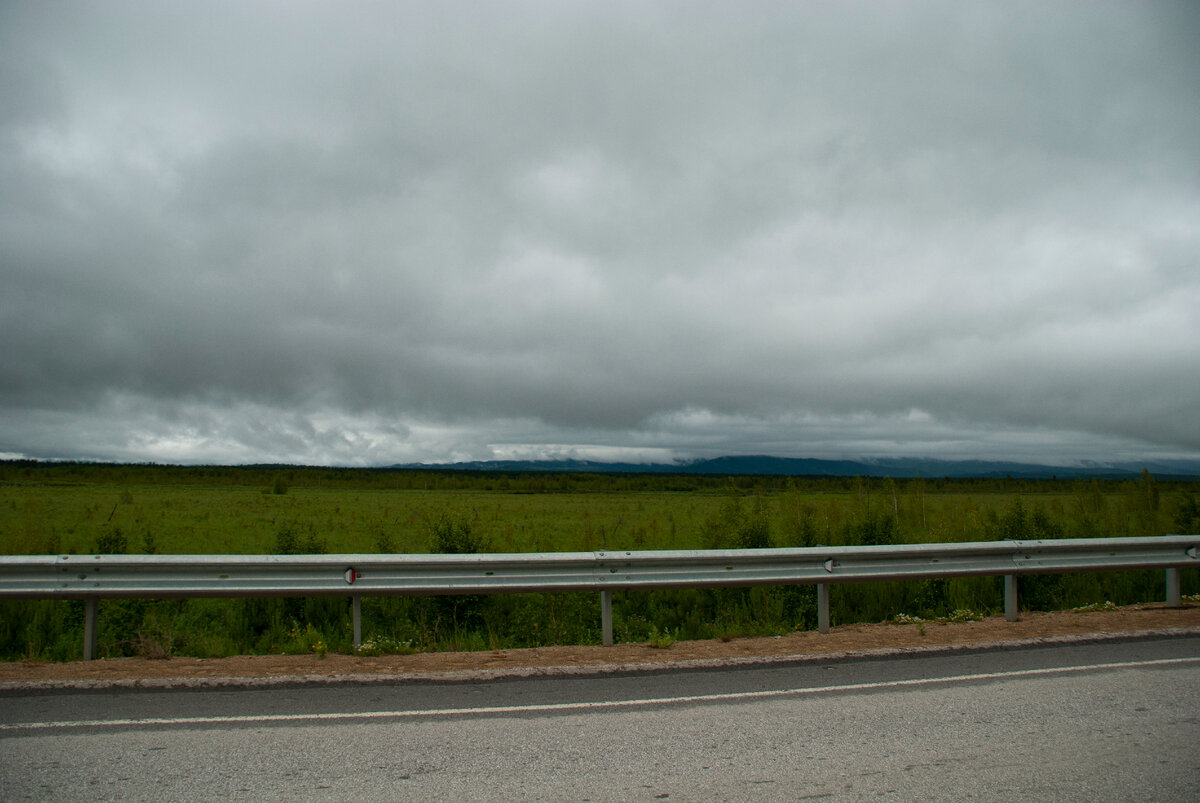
top-left (3, 2), bottom-right (1199, 466)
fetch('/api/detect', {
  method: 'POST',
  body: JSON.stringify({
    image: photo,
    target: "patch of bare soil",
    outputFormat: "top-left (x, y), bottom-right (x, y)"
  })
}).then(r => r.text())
top-left (2, 602), bottom-right (1197, 687)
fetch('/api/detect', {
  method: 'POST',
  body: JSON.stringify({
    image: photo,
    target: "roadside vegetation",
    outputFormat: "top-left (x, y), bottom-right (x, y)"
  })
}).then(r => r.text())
top-left (0, 461), bottom-right (1196, 661)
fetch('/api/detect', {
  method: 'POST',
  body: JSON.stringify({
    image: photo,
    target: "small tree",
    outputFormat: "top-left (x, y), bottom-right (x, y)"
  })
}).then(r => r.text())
top-left (94, 527), bottom-right (128, 554)
top-left (428, 514), bottom-right (489, 554)
top-left (701, 495), bottom-right (773, 549)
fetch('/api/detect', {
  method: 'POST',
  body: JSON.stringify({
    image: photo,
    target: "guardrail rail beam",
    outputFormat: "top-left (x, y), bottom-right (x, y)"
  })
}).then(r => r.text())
top-left (0, 535), bottom-right (1194, 659)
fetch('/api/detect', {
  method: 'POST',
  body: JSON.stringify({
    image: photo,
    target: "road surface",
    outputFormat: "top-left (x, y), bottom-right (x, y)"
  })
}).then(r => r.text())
top-left (2, 635), bottom-right (1197, 800)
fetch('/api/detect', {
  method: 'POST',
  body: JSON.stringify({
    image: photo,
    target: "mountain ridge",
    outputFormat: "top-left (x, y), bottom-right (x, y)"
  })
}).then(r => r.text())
top-left (398, 455), bottom-right (1200, 479)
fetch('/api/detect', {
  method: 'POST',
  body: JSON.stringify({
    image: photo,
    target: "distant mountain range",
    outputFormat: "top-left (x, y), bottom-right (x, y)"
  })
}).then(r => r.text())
top-left (399, 455), bottom-right (1200, 479)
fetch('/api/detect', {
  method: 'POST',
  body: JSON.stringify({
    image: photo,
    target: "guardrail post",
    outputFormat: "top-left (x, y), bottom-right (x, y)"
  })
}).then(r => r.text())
top-left (601, 590), bottom-right (613, 646)
top-left (83, 598), bottom-right (98, 660)
top-left (1004, 575), bottom-right (1018, 621)
top-left (817, 583), bottom-right (830, 634)
top-left (352, 595), bottom-right (362, 649)
top-left (1165, 568), bottom-right (1181, 608)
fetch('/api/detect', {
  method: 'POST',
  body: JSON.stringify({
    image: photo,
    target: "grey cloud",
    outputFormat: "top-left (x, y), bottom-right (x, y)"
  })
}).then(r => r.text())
top-left (2, 2), bottom-right (1198, 466)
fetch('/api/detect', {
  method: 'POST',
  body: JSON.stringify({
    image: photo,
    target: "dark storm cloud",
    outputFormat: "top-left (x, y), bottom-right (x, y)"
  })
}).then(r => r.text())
top-left (2, 2), bottom-right (1198, 465)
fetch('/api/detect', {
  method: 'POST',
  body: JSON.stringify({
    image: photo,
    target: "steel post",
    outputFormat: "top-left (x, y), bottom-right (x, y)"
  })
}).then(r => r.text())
top-left (83, 598), bottom-right (98, 660)
top-left (352, 595), bottom-right (362, 649)
top-left (1165, 567), bottom-right (1181, 608)
top-left (817, 583), bottom-right (830, 634)
top-left (601, 590), bottom-right (613, 646)
top-left (1005, 574), bottom-right (1018, 621)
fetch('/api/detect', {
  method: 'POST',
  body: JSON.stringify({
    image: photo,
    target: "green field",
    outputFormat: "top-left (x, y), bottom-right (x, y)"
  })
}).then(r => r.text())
top-left (2, 462), bottom-right (1197, 661)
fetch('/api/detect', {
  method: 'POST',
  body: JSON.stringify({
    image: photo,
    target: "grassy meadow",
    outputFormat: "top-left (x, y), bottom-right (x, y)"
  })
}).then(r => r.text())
top-left (1, 462), bottom-right (1197, 661)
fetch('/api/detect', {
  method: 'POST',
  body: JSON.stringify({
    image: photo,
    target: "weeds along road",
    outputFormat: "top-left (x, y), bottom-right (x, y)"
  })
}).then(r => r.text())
top-left (2, 635), bottom-right (1198, 801)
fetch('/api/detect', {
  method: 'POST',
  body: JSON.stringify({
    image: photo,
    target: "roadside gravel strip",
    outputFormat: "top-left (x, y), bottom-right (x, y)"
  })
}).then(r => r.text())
top-left (1, 602), bottom-right (1197, 692)
top-left (1, 627), bottom-right (1198, 694)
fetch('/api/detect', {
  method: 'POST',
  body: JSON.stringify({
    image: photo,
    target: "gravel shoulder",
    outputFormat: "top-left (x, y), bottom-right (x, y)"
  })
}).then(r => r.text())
top-left (2, 602), bottom-right (1197, 689)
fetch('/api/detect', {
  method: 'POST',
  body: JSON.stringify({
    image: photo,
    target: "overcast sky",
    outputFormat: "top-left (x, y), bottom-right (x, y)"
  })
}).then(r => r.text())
top-left (2, 2), bottom-right (1198, 467)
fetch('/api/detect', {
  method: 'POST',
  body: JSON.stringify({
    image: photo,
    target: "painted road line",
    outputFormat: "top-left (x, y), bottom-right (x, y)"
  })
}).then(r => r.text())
top-left (3, 656), bottom-right (1197, 732)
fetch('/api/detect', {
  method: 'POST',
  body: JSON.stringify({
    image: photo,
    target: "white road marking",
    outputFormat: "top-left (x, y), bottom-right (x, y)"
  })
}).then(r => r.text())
top-left (3, 656), bottom-right (1196, 732)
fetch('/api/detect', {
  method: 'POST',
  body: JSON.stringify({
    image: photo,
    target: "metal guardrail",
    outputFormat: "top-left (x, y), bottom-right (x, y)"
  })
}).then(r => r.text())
top-left (1, 536), bottom-right (1196, 660)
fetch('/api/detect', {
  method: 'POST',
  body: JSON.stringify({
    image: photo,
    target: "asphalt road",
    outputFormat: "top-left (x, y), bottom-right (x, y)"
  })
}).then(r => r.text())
top-left (2, 635), bottom-right (1197, 801)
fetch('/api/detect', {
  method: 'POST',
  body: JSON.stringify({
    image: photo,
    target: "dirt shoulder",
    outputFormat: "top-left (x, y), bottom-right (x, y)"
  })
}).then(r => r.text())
top-left (2, 602), bottom-right (1197, 689)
